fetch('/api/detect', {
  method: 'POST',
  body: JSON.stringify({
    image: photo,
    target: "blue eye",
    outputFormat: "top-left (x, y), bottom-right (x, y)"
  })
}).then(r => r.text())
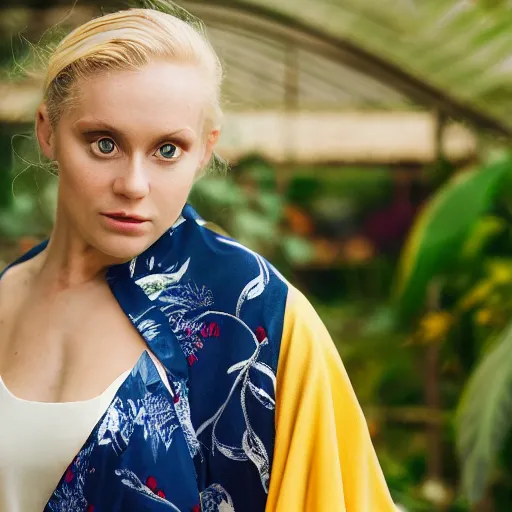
top-left (159, 144), bottom-right (178, 159)
top-left (97, 138), bottom-right (115, 154)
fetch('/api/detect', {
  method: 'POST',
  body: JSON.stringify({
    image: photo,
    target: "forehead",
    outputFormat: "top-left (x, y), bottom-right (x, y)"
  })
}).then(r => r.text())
top-left (65, 61), bottom-right (206, 136)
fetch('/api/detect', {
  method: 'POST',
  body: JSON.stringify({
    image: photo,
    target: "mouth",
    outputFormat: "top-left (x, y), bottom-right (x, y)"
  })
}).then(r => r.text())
top-left (101, 212), bottom-right (149, 224)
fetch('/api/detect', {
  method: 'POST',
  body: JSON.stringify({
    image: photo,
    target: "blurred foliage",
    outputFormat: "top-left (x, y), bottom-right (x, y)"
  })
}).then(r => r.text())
top-left (189, 155), bottom-right (316, 270)
top-left (394, 157), bottom-right (509, 322)
top-left (454, 254), bottom-right (512, 504)
top-left (0, 131), bottom-right (57, 239)
top-left (391, 151), bottom-right (512, 508)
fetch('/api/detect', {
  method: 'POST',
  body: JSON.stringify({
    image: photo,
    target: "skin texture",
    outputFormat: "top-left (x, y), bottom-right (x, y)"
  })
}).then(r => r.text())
top-left (0, 61), bottom-right (219, 402)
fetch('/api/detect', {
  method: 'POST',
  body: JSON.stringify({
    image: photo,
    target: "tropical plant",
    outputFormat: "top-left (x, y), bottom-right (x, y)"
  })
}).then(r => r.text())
top-left (455, 259), bottom-right (512, 504)
top-left (392, 151), bottom-right (512, 507)
top-left (393, 155), bottom-right (510, 322)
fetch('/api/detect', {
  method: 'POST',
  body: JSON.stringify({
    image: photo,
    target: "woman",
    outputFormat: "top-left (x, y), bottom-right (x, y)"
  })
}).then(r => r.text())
top-left (0, 5), bottom-right (396, 512)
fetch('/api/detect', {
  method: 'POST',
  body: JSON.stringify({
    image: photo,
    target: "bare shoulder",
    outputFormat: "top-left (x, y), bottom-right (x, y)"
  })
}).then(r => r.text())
top-left (0, 254), bottom-right (46, 361)
top-left (0, 255), bottom-right (42, 309)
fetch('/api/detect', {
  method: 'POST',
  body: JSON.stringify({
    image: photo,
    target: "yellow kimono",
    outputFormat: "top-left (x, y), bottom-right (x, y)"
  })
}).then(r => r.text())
top-left (267, 286), bottom-right (396, 511)
top-left (2, 204), bottom-right (395, 511)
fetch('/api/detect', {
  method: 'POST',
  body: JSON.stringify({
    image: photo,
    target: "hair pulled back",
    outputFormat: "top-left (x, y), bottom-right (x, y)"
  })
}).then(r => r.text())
top-left (43, 6), bottom-right (223, 136)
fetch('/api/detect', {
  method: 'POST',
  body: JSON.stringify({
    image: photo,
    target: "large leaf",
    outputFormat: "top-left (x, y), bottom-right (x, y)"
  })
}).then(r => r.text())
top-left (456, 320), bottom-right (512, 504)
top-left (393, 158), bottom-right (509, 321)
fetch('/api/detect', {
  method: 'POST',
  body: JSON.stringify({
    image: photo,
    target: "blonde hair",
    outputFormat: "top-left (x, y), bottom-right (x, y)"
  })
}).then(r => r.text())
top-left (43, 7), bottom-right (223, 137)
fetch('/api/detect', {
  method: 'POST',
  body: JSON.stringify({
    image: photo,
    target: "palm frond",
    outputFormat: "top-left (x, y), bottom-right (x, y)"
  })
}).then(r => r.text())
top-left (456, 320), bottom-right (512, 503)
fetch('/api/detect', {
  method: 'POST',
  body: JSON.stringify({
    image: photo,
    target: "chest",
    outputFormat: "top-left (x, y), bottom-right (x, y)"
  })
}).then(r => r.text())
top-left (0, 279), bottom-right (147, 402)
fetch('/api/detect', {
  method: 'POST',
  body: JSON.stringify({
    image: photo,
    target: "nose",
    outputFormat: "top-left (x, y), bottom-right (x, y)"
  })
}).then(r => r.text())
top-left (112, 158), bottom-right (150, 199)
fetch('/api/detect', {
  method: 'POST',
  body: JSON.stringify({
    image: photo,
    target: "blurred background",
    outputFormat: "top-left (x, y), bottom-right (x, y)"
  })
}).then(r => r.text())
top-left (1, 0), bottom-right (512, 510)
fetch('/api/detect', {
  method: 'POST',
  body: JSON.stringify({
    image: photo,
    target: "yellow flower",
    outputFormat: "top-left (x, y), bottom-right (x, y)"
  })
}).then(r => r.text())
top-left (459, 281), bottom-right (493, 311)
top-left (475, 308), bottom-right (493, 326)
top-left (489, 261), bottom-right (512, 285)
top-left (418, 311), bottom-right (453, 344)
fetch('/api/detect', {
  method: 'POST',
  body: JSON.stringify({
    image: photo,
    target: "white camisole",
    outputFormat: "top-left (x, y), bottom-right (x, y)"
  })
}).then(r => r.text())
top-left (0, 370), bottom-right (130, 512)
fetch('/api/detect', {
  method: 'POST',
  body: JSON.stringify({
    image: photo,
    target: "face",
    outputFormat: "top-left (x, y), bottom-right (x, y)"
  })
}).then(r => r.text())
top-left (37, 61), bottom-right (219, 262)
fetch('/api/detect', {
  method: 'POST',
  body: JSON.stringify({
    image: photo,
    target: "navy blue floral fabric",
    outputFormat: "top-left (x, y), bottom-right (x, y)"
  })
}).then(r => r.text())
top-left (1, 204), bottom-right (288, 511)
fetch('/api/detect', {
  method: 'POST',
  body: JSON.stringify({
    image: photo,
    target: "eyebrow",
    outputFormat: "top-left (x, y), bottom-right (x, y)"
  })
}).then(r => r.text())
top-left (72, 118), bottom-right (197, 146)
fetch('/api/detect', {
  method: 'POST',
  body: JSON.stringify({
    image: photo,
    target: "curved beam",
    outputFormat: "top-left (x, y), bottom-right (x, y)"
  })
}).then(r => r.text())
top-left (0, 0), bottom-right (509, 138)
top-left (182, 0), bottom-right (511, 139)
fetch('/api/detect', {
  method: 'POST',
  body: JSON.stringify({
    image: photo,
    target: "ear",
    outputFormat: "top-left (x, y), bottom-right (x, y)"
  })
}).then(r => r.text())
top-left (199, 129), bottom-right (220, 169)
top-left (35, 104), bottom-right (55, 160)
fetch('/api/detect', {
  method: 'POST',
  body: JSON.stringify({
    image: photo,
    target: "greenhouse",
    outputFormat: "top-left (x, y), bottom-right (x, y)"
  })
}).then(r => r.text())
top-left (0, 0), bottom-right (511, 510)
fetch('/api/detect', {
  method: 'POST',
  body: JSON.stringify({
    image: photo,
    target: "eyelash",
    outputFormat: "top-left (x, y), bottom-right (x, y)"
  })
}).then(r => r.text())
top-left (90, 137), bottom-right (183, 161)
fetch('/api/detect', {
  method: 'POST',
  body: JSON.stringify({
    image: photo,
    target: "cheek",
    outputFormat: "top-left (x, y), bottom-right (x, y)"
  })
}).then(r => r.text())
top-left (60, 164), bottom-right (105, 198)
top-left (157, 172), bottom-right (195, 199)
top-left (57, 151), bottom-right (109, 206)
top-left (151, 165), bottom-right (197, 213)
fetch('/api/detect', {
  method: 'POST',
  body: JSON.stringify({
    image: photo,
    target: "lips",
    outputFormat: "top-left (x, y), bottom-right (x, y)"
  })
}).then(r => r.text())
top-left (101, 212), bottom-right (149, 223)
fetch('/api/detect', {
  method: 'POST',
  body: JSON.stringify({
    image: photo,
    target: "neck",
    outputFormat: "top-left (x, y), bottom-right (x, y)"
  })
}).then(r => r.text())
top-left (35, 218), bottom-right (124, 291)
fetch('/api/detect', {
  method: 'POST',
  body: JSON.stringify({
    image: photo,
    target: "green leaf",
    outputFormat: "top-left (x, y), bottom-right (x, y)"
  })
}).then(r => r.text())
top-left (0, 193), bottom-right (43, 237)
top-left (460, 215), bottom-right (506, 260)
top-left (456, 320), bottom-right (512, 504)
top-left (257, 193), bottom-right (282, 222)
top-left (393, 158), bottom-right (510, 322)
top-left (280, 235), bottom-right (315, 265)
top-left (190, 177), bottom-right (247, 209)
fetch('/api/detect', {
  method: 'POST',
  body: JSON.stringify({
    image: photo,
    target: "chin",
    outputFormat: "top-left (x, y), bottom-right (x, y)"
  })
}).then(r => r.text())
top-left (96, 235), bottom-right (155, 263)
